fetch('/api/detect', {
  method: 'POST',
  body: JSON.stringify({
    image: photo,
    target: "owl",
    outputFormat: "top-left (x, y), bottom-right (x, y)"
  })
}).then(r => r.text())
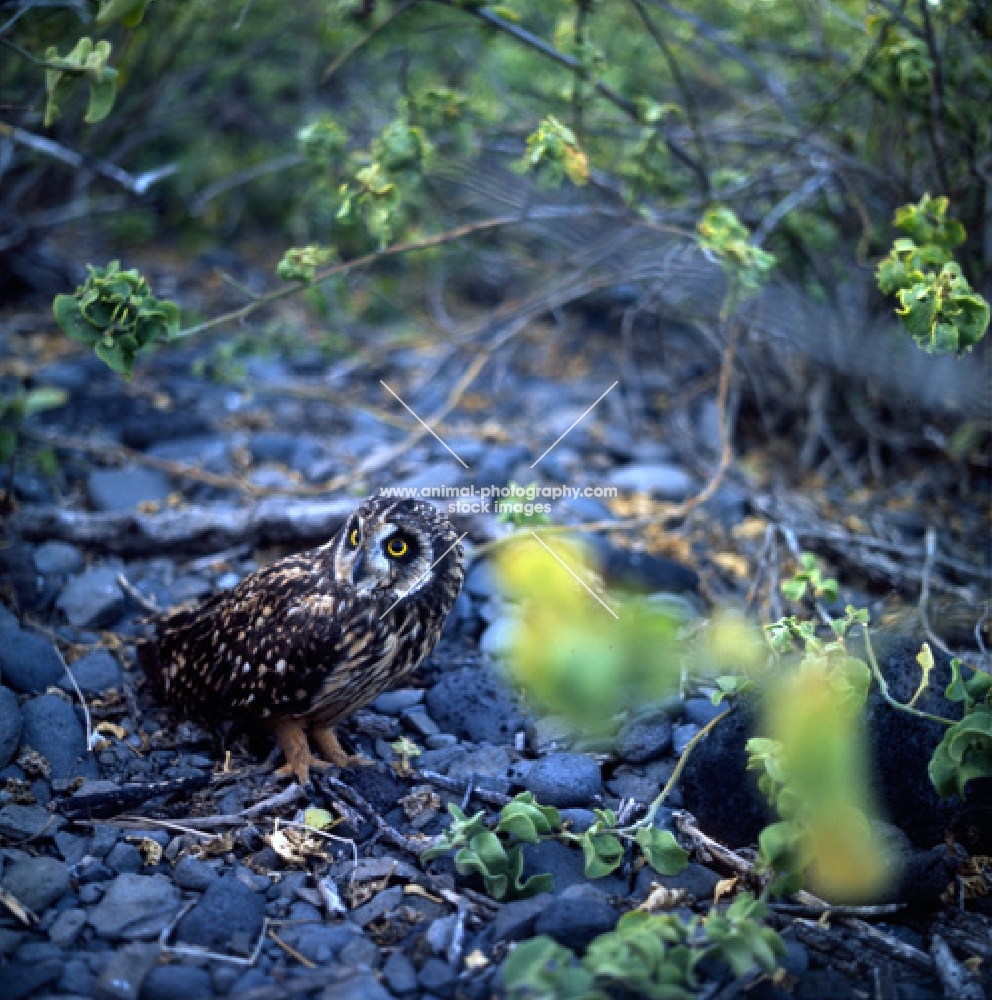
top-left (138, 493), bottom-right (465, 783)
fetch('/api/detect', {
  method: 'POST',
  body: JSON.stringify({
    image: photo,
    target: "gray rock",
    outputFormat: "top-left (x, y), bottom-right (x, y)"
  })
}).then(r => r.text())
top-left (33, 541), bottom-right (84, 576)
top-left (0, 803), bottom-right (57, 840)
top-left (0, 604), bottom-right (18, 630)
top-left (426, 666), bottom-right (527, 745)
top-left (88, 874), bottom-right (181, 940)
top-left (528, 716), bottom-right (576, 754)
top-left (683, 698), bottom-right (729, 728)
top-left (60, 649), bottom-right (123, 694)
top-left (87, 467), bottom-right (171, 513)
top-left (58, 567), bottom-right (127, 628)
top-left (248, 431), bottom-right (298, 464)
top-left (491, 897), bottom-right (553, 943)
top-left (0, 686), bottom-right (23, 768)
top-left (350, 885), bottom-right (405, 926)
top-left (97, 941), bottom-right (158, 1000)
top-left (522, 839), bottom-right (626, 897)
top-left (0, 960), bottom-right (63, 1000)
top-left (147, 437), bottom-right (231, 475)
top-left (464, 561), bottom-right (502, 600)
top-left (284, 924), bottom-right (361, 964)
top-left (519, 752), bottom-right (602, 807)
top-left (479, 617), bottom-right (519, 658)
top-left (418, 958), bottom-right (458, 999)
top-left (21, 693), bottom-right (97, 778)
top-left (48, 907), bottom-right (88, 947)
top-left (338, 934), bottom-right (380, 968)
top-left (608, 463), bottom-right (693, 499)
top-left (446, 745), bottom-right (512, 791)
top-left (534, 896), bottom-right (619, 949)
top-left (174, 875), bottom-right (265, 957)
top-left (635, 861), bottom-right (722, 902)
top-left (0, 629), bottom-right (64, 693)
top-left (382, 950), bottom-right (419, 994)
top-left (402, 705), bottom-right (440, 737)
top-left (616, 712), bottom-right (673, 763)
top-left (172, 856), bottom-right (218, 891)
top-left (1, 856), bottom-right (70, 913)
top-left (140, 964), bottom-right (213, 1000)
top-left (0, 926), bottom-right (24, 956)
top-left (107, 841), bottom-right (144, 874)
top-left (321, 971), bottom-right (394, 1000)
top-left (672, 723), bottom-right (700, 754)
top-left (559, 808), bottom-right (597, 833)
top-left (371, 688), bottom-right (424, 715)
top-left (607, 762), bottom-right (674, 801)
top-left (59, 958), bottom-right (98, 997)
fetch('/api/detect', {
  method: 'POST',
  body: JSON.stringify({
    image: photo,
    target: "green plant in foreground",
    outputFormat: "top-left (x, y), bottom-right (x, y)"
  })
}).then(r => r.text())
top-left (780, 552), bottom-right (839, 605)
top-left (53, 262), bottom-right (180, 378)
top-left (877, 195), bottom-right (989, 355)
top-left (43, 37), bottom-right (118, 127)
top-left (928, 657), bottom-right (992, 799)
top-left (503, 893), bottom-right (784, 1000)
top-left (422, 792), bottom-right (687, 902)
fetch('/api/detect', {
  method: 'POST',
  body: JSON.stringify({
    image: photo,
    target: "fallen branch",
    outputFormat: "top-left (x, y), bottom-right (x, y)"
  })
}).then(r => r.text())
top-left (930, 935), bottom-right (987, 1000)
top-left (12, 498), bottom-right (354, 554)
top-left (55, 773), bottom-right (210, 821)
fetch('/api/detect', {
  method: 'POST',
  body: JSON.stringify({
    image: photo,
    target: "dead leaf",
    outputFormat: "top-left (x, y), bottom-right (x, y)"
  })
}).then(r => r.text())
top-left (464, 949), bottom-right (489, 971)
top-left (265, 824), bottom-right (326, 865)
top-left (403, 883), bottom-right (444, 904)
top-left (637, 883), bottom-right (690, 913)
top-left (713, 877), bottom-right (739, 905)
top-left (129, 837), bottom-right (163, 866)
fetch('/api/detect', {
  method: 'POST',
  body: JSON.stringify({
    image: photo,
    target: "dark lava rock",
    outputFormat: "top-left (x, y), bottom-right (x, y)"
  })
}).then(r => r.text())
top-left (419, 958), bottom-right (459, 999)
top-left (96, 941), bottom-right (158, 1000)
top-left (120, 410), bottom-right (208, 449)
top-left (21, 693), bottom-right (97, 778)
top-left (60, 649), bottom-right (123, 694)
top-left (601, 546), bottom-right (699, 594)
top-left (426, 666), bottom-right (527, 744)
top-left (382, 950), bottom-right (419, 994)
top-left (0, 803), bottom-right (56, 840)
top-left (0, 686), bottom-right (23, 768)
top-left (533, 896), bottom-right (619, 949)
top-left (491, 897), bottom-right (553, 943)
top-left (87, 466), bottom-right (171, 512)
top-left (174, 875), bottom-right (265, 957)
top-left (172, 856), bottom-right (218, 891)
top-left (1, 856), bottom-right (70, 913)
top-left (141, 963), bottom-right (213, 1000)
top-left (283, 924), bottom-right (362, 965)
top-left (616, 711), bottom-right (673, 763)
top-left (107, 841), bottom-right (145, 874)
top-left (57, 566), bottom-right (127, 628)
top-left (683, 697), bottom-right (729, 727)
top-left (322, 971), bottom-right (394, 1000)
top-left (0, 547), bottom-right (61, 614)
top-left (796, 968), bottom-right (854, 1000)
top-left (88, 874), bottom-right (181, 940)
top-left (522, 839), bottom-right (627, 897)
top-left (634, 861), bottom-right (723, 902)
top-left (33, 541), bottom-right (84, 576)
top-left (0, 959), bottom-right (63, 1000)
top-left (518, 752), bottom-right (602, 807)
top-left (680, 635), bottom-right (992, 852)
top-left (0, 628), bottom-right (64, 693)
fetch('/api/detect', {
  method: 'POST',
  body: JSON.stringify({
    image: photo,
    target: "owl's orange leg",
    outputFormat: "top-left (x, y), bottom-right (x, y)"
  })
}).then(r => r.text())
top-left (312, 724), bottom-right (373, 768)
top-left (271, 716), bottom-right (332, 785)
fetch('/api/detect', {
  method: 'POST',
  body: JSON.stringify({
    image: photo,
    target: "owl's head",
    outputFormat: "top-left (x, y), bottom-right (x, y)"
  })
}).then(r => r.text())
top-left (332, 493), bottom-right (464, 603)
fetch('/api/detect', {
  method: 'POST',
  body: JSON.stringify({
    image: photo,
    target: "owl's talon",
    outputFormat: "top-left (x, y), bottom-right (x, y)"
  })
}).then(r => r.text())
top-left (313, 725), bottom-right (370, 769)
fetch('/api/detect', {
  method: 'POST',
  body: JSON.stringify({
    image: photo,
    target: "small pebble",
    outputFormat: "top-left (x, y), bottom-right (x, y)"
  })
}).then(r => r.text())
top-left (88, 874), bottom-right (181, 940)
top-left (141, 963), bottom-right (214, 1000)
top-left (519, 752), bottom-right (602, 807)
top-left (33, 542), bottom-right (84, 576)
top-left (1, 856), bottom-right (70, 913)
top-left (57, 567), bottom-right (128, 629)
top-left (672, 723), bottom-right (700, 755)
top-left (0, 630), bottom-right (65, 693)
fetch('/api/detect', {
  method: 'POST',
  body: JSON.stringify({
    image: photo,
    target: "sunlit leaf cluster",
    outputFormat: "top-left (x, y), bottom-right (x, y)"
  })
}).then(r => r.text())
top-left (43, 37), bottom-right (118, 127)
top-left (53, 262), bottom-right (180, 378)
top-left (929, 659), bottom-right (992, 799)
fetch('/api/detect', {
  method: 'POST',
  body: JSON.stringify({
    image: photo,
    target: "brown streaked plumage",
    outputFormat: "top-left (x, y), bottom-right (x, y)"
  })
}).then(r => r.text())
top-left (138, 493), bottom-right (464, 782)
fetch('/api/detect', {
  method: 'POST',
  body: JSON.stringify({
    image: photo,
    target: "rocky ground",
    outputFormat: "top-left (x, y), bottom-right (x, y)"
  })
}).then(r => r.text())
top-left (0, 287), bottom-right (990, 1000)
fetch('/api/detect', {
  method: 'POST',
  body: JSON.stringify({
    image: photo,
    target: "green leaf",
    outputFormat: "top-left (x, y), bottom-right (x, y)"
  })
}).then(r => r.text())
top-left (21, 387), bottom-right (68, 416)
top-left (634, 827), bottom-right (688, 876)
top-left (96, 0), bottom-right (150, 25)
top-left (53, 295), bottom-right (99, 346)
top-left (581, 831), bottom-right (624, 878)
top-left (303, 807), bottom-right (335, 829)
top-left (85, 76), bottom-right (116, 123)
top-left (0, 427), bottom-right (16, 465)
top-left (781, 578), bottom-right (807, 602)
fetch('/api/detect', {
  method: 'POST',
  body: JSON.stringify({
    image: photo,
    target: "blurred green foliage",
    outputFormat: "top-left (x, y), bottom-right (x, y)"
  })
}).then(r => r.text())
top-left (503, 893), bottom-right (784, 1000)
top-left (929, 658), bottom-right (992, 799)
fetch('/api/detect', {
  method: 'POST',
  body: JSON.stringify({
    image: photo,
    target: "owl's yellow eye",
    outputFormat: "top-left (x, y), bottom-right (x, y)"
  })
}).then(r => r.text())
top-left (349, 528), bottom-right (359, 548)
top-left (386, 537), bottom-right (408, 558)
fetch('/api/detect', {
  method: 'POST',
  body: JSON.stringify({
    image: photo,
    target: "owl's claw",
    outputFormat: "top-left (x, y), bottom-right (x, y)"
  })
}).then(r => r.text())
top-left (271, 718), bottom-right (372, 784)
top-left (313, 725), bottom-right (374, 769)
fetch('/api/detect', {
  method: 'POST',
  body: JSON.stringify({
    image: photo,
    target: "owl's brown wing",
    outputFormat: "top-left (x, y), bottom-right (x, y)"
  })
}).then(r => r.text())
top-left (144, 552), bottom-right (351, 722)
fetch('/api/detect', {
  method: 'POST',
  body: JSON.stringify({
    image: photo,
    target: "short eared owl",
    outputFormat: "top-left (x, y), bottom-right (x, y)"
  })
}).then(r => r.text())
top-left (139, 494), bottom-right (464, 782)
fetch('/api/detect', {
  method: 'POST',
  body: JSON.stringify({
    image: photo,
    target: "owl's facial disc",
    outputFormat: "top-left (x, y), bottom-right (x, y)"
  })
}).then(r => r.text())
top-left (344, 518), bottom-right (433, 598)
